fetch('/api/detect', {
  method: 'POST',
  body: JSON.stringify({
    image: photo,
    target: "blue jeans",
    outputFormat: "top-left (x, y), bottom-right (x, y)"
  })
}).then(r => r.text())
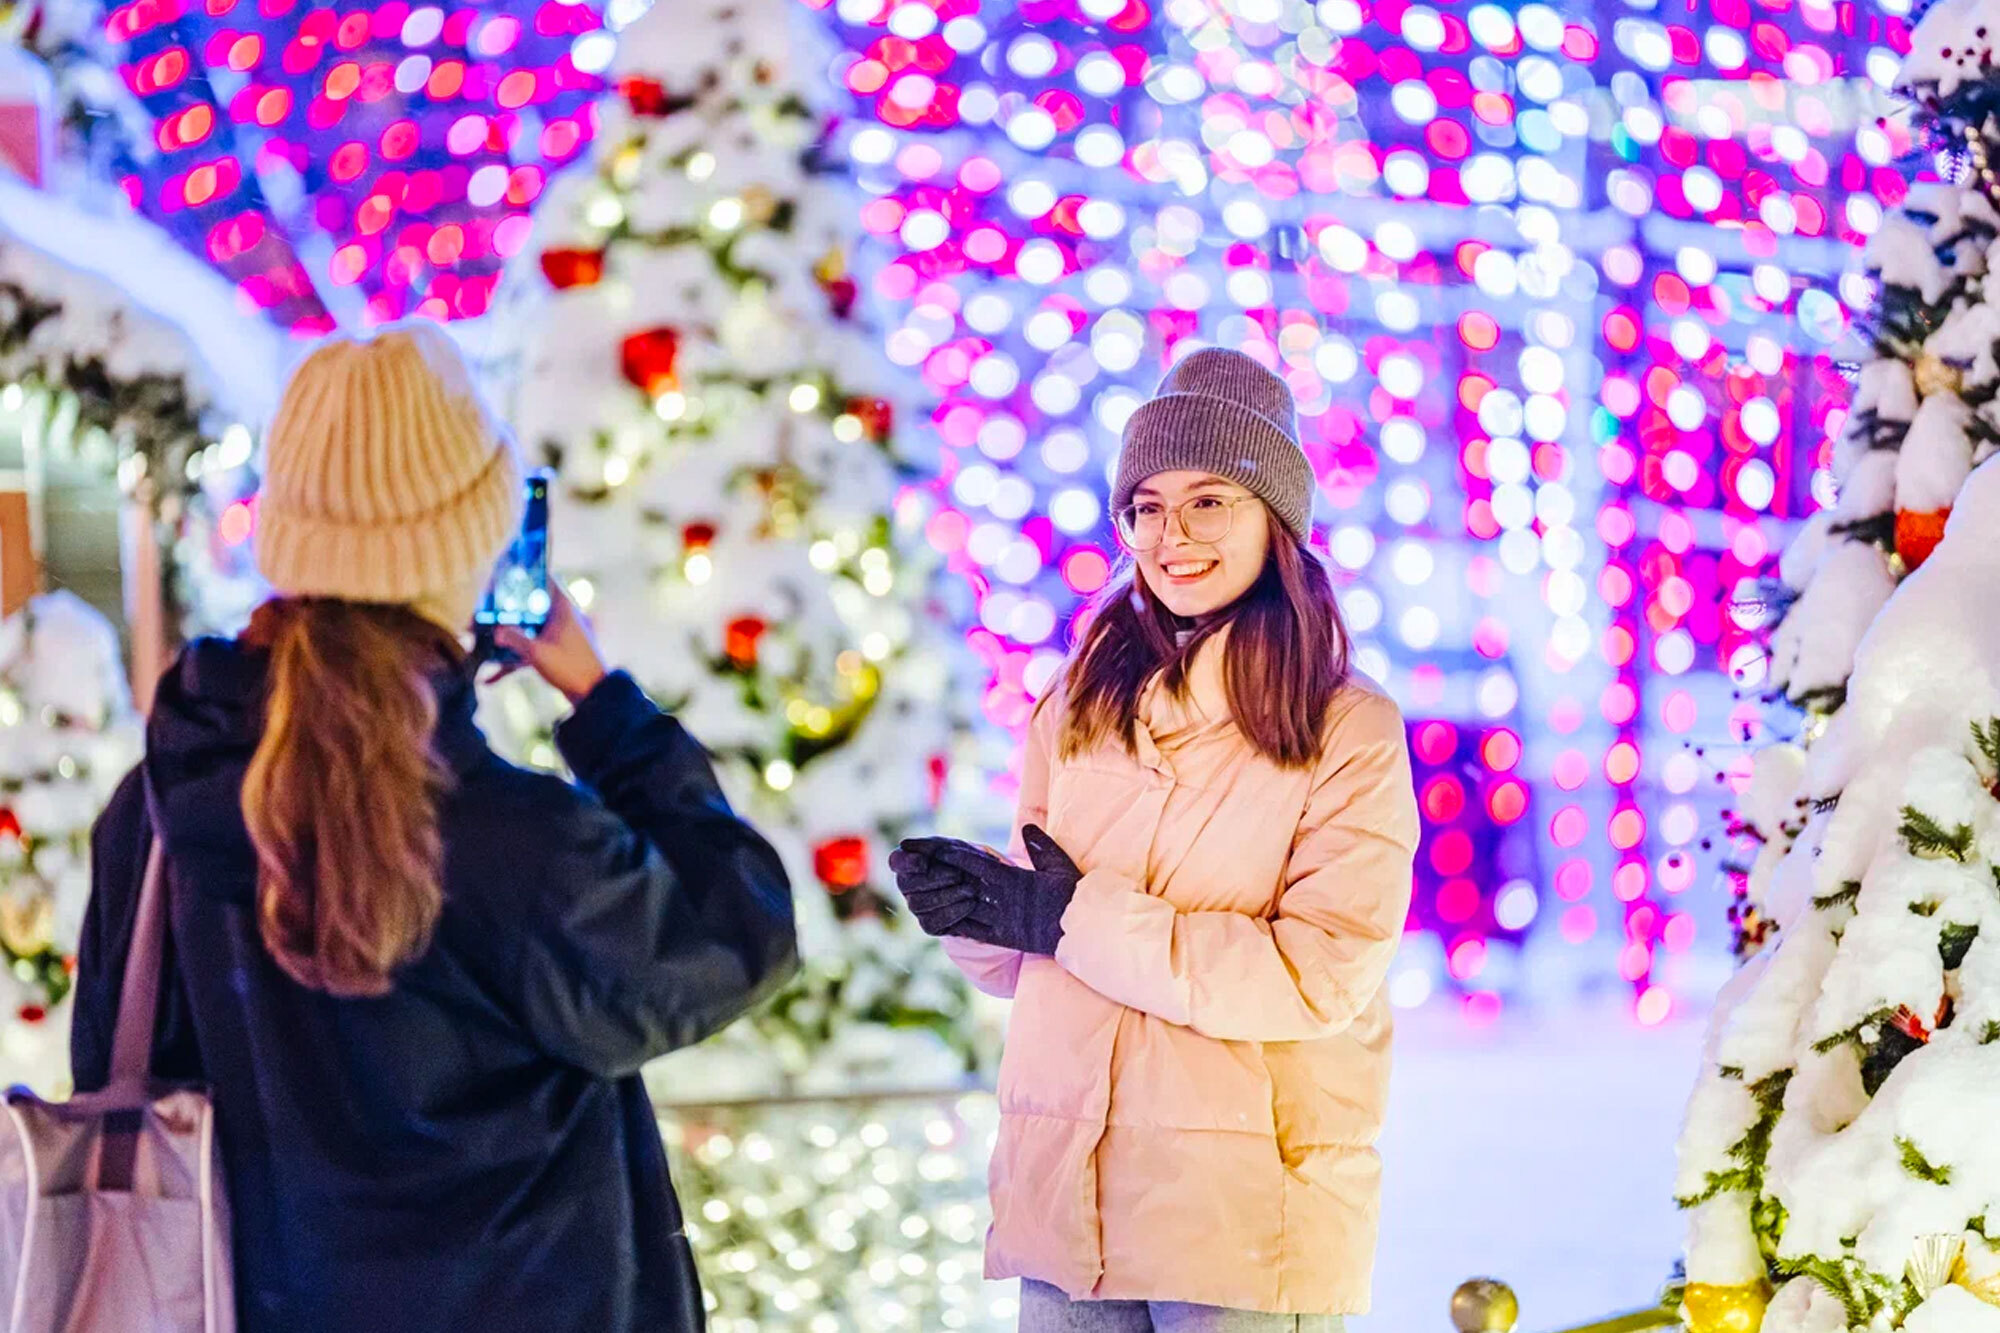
top-left (1019, 1280), bottom-right (1350, 1332)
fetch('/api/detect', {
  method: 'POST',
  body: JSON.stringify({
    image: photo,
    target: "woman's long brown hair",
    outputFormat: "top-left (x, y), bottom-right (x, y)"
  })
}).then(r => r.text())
top-left (1058, 511), bottom-right (1351, 768)
top-left (241, 599), bottom-right (456, 997)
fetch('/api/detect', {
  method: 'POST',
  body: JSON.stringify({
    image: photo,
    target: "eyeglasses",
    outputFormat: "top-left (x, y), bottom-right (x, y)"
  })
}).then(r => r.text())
top-left (1113, 495), bottom-right (1255, 551)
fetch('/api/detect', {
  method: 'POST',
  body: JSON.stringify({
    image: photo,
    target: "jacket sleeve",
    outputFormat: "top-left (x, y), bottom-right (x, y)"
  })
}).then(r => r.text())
top-left (512, 672), bottom-right (798, 1078)
top-left (1051, 689), bottom-right (1418, 1043)
top-left (937, 691), bottom-right (1063, 999)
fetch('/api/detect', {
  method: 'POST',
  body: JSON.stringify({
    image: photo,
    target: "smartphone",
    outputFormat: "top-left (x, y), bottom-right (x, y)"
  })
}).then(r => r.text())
top-left (476, 471), bottom-right (552, 633)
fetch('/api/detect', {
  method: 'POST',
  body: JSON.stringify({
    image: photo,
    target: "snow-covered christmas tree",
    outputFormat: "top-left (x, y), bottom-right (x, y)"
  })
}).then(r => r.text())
top-left (1724, 19), bottom-right (2000, 963)
top-left (0, 181), bottom-right (276, 1092)
top-left (0, 592), bottom-right (140, 1093)
top-left (489, 0), bottom-right (992, 1104)
top-left (1676, 9), bottom-right (2000, 1329)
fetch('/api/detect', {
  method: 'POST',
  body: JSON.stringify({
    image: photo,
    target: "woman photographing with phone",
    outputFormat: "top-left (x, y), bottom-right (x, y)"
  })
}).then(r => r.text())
top-left (69, 324), bottom-right (797, 1333)
top-left (892, 349), bottom-right (1420, 1332)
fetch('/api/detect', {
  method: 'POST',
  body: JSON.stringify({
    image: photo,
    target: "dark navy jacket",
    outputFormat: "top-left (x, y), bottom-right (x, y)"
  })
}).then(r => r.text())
top-left (71, 641), bottom-right (797, 1333)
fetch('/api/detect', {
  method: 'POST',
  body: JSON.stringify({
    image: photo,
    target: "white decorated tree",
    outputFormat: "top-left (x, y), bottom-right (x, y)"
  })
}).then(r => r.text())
top-left (488, 0), bottom-right (993, 1105)
top-left (1675, 11), bottom-right (2000, 1330)
top-left (0, 191), bottom-right (274, 1094)
top-left (1723, 33), bottom-right (2000, 961)
top-left (0, 592), bottom-right (140, 1093)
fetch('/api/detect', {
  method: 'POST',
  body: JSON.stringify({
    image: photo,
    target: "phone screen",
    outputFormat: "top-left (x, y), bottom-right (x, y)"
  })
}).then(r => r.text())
top-left (476, 473), bottom-right (551, 630)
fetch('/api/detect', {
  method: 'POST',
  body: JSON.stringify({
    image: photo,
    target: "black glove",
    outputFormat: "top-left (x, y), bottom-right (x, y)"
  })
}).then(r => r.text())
top-left (892, 825), bottom-right (1081, 956)
top-left (887, 842), bottom-right (979, 936)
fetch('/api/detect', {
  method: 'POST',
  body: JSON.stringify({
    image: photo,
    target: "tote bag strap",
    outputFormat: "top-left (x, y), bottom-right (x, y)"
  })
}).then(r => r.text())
top-left (104, 838), bottom-right (170, 1099)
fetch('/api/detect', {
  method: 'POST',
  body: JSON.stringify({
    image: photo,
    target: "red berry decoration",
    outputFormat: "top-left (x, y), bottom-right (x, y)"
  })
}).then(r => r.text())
top-left (17, 1005), bottom-right (44, 1025)
top-left (814, 836), bottom-right (871, 893)
top-left (846, 396), bottom-right (893, 442)
top-left (619, 76), bottom-right (671, 117)
top-left (540, 247), bottom-right (606, 290)
top-left (1895, 507), bottom-right (1950, 572)
top-left (725, 615), bottom-right (768, 668)
top-left (682, 522), bottom-right (717, 551)
top-left (619, 327), bottom-right (681, 398)
top-left (0, 808), bottom-right (19, 842)
top-left (822, 275), bottom-right (858, 319)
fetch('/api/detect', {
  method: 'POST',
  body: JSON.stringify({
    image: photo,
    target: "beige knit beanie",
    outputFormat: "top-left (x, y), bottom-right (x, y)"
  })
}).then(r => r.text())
top-left (1111, 347), bottom-right (1315, 540)
top-left (255, 322), bottom-right (524, 607)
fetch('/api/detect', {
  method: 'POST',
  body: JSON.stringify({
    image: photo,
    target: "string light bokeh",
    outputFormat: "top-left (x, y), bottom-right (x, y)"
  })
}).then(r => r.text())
top-left (797, 0), bottom-right (1915, 1019)
top-left (94, 0), bottom-right (612, 327)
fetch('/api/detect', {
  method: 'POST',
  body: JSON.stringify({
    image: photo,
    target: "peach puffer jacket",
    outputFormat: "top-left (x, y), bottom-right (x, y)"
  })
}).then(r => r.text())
top-left (943, 634), bottom-right (1419, 1316)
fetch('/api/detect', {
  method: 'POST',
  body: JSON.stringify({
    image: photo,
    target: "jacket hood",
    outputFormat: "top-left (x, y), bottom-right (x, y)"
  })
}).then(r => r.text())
top-left (142, 636), bottom-right (486, 904)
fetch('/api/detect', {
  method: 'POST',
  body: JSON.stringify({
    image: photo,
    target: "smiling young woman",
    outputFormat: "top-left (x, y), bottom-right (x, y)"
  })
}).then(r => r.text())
top-left (889, 347), bottom-right (1421, 1333)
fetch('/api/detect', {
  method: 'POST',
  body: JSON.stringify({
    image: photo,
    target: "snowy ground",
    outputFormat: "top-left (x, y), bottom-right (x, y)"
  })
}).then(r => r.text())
top-left (1361, 1000), bottom-right (1706, 1333)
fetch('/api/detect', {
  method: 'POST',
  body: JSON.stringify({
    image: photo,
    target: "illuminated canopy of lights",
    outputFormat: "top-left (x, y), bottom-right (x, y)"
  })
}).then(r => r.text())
top-left (99, 0), bottom-right (615, 327)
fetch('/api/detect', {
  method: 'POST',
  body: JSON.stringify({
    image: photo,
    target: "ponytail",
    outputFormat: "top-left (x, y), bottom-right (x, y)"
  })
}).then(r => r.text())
top-left (241, 599), bottom-right (453, 997)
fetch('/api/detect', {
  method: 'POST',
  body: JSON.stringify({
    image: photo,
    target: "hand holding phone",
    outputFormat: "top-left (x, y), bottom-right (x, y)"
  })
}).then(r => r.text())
top-left (494, 580), bottom-right (608, 704)
top-left (476, 472), bottom-right (552, 635)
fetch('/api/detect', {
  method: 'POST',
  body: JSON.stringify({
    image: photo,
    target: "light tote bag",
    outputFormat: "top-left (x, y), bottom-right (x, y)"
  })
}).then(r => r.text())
top-left (0, 840), bottom-right (233, 1332)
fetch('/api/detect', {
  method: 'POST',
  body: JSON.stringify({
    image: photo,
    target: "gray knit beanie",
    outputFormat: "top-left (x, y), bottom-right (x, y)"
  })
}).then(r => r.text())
top-left (1111, 348), bottom-right (1315, 540)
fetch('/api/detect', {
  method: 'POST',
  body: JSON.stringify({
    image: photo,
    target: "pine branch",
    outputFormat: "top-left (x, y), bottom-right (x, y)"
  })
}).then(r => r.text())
top-left (1973, 719), bottom-right (2000, 776)
top-left (1775, 1252), bottom-right (1892, 1326)
top-left (1790, 683), bottom-right (1848, 715)
top-left (1753, 1194), bottom-right (1789, 1267)
top-left (1675, 1165), bottom-right (1757, 1209)
top-left (1899, 1135), bottom-right (1953, 1186)
top-left (1983, 1021), bottom-right (2000, 1045)
top-left (1829, 511), bottom-right (1897, 551)
top-left (1750, 1069), bottom-right (1792, 1113)
top-left (1678, 1071), bottom-right (1792, 1212)
top-left (1900, 805), bottom-right (1975, 862)
top-left (1814, 881), bottom-right (1862, 911)
top-left (1814, 1006), bottom-right (1897, 1055)
top-left (1943, 921), bottom-right (1980, 970)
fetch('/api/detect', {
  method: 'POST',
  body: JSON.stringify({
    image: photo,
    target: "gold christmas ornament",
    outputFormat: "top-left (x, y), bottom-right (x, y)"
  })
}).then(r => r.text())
top-left (1910, 1233), bottom-right (1967, 1299)
top-left (610, 143), bottom-right (644, 191)
top-left (1450, 1278), bottom-right (1519, 1333)
top-left (1953, 1244), bottom-right (2000, 1308)
top-left (741, 185), bottom-right (779, 226)
top-left (1914, 353), bottom-right (1964, 399)
top-left (0, 886), bottom-right (54, 957)
top-left (1681, 1281), bottom-right (1770, 1333)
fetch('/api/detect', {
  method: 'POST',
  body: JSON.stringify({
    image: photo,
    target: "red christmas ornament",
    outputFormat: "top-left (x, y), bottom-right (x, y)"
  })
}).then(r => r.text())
top-left (540, 247), bottom-right (606, 290)
top-left (682, 522), bottom-right (717, 551)
top-left (1889, 996), bottom-right (1950, 1045)
top-left (0, 808), bottom-right (18, 842)
top-left (847, 396), bottom-right (893, 442)
top-left (620, 76), bottom-right (670, 117)
top-left (1896, 507), bottom-right (1950, 572)
top-left (17, 1005), bottom-right (44, 1025)
top-left (814, 836), bottom-right (871, 893)
top-left (725, 615), bottom-right (768, 668)
top-left (822, 275), bottom-right (858, 319)
top-left (620, 327), bottom-right (680, 398)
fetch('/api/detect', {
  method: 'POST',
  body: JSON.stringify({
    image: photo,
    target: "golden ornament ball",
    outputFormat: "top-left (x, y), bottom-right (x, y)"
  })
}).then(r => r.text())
top-left (741, 185), bottom-right (779, 225)
top-left (1952, 1252), bottom-right (2000, 1308)
top-left (1682, 1281), bottom-right (1770, 1333)
top-left (1914, 354), bottom-right (1963, 399)
top-left (1450, 1278), bottom-right (1519, 1333)
top-left (0, 887), bottom-right (53, 957)
top-left (610, 145), bottom-right (643, 190)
